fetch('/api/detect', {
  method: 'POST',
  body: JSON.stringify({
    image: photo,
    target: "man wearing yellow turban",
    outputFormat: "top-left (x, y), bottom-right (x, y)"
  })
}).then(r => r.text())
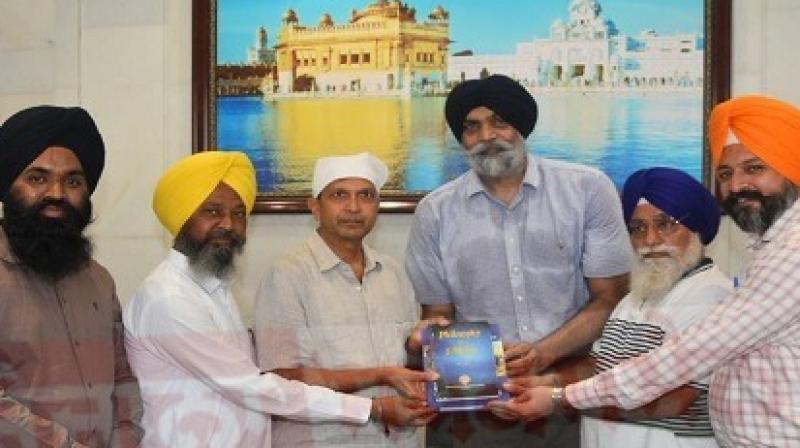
top-left (124, 151), bottom-right (413, 447)
top-left (490, 95), bottom-right (800, 447)
top-left (152, 150), bottom-right (257, 237)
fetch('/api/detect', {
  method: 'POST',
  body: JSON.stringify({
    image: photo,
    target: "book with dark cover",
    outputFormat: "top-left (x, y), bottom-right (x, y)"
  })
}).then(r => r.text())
top-left (422, 321), bottom-right (509, 412)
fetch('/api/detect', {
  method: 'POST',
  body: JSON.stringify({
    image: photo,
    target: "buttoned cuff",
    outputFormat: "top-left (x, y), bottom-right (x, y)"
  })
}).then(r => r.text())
top-left (565, 375), bottom-right (615, 410)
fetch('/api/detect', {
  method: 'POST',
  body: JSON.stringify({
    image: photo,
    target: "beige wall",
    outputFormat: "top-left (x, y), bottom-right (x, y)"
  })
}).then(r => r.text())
top-left (1, 0), bottom-right (798, 323)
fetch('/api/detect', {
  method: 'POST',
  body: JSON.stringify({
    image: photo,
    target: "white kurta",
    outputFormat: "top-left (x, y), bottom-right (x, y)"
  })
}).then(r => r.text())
top-left (123, 250), bottom-right (371, 447)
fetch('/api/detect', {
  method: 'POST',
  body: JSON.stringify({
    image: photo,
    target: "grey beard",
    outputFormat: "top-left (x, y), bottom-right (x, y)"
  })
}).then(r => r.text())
top-left (174, 231), bottom-right (245, 279)
top-left (465, 138), bottom-right (527, 179)
top-left (630, 233), bottom-right (703, 301)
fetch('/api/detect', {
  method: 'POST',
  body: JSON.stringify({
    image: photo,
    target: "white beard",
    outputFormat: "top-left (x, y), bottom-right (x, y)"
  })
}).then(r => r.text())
top-left (465, 138), bottom-right (527, 179)
top-left (629, 233), bottom-right (703, 301)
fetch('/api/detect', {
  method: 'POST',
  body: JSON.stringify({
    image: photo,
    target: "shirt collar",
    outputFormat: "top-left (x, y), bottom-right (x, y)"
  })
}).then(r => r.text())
top-left (680, 256), bottom-right (714, 280)
top-left (0, 227), bottom-right (20, 264)
top-left (166, 248), bottom-right (225, 295)
top-left (465, 153), bottom-right (540, 198)
top-left (307, 231), bottom-right (382, 274)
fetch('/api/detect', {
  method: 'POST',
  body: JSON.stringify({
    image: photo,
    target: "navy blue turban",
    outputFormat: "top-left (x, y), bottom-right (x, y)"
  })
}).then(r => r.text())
top-left (0, 106), bottom-right (105, 201)
top-left (445, 75), bottom-right (538, 142)
top-left (622, 167), bottom-right (721, 244)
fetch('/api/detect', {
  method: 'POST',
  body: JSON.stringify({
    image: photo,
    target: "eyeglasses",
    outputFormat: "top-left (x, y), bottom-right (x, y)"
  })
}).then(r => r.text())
top-left (627, 214), bottom-right (686, 239)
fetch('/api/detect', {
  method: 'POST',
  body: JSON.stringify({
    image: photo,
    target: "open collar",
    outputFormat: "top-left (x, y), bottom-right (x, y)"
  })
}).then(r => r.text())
top-left (307, 232), bottom-right (382, 274)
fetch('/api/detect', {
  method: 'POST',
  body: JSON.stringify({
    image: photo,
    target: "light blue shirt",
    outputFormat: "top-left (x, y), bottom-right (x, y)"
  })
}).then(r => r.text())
top-left (405, 154), bottom-right (633, 343)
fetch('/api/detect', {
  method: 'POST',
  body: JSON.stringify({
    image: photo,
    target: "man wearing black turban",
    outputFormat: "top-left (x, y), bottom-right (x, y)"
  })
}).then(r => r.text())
top-left (405, 75), bottom-right (632, 447)
top-left (0, 106), bottom-right (143, 447)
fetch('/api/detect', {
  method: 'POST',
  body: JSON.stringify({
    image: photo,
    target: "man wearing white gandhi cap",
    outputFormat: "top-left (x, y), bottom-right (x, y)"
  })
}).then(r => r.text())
top-left (255, 152), bottom-right (436, 447)
top-left (311, 151), bottom-right (389, 197)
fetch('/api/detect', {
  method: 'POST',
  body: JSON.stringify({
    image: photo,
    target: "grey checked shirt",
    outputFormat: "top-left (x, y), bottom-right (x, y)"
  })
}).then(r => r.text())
top-left (255, 232), bottom-right (420, 447)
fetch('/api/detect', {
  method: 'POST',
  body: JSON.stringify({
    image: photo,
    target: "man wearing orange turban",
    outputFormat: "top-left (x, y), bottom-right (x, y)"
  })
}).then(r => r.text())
top-left (488, 95), bottom-right (800, 447)
top-left (708, 95), bottom-right (800, 234)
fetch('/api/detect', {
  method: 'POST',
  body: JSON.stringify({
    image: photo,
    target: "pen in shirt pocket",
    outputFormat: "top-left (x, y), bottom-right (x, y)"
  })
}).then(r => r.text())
top-left (733, 276), bottom-right (740, 289)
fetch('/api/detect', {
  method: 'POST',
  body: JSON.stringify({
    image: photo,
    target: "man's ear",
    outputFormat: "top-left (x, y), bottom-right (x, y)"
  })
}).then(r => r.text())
top-left (307, 197), bottom-right (320, 222)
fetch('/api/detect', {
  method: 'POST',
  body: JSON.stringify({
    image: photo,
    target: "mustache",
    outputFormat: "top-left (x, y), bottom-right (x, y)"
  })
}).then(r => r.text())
top-left (465, 139), bottom-right (516, 157)
top-left (722, 190), bottom-right (767, 207)
top-left (637, 244), bottom-right (681, 258)
top-left (206, 228), bottom-right (244, 244)
top-left (34, 197), bottom-right (75, 215)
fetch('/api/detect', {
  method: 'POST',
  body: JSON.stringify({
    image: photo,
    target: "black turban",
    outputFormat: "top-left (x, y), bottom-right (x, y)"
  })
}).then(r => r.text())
top-left (622, 167), bottom-right (721, 245)
top-left (445, 75), bottom-right (538, 142)
top-left (0, 106), bottom-right (105, 200)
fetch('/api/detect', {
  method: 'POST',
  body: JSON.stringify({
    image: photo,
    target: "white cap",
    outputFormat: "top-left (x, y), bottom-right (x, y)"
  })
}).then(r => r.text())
top-left (311, 152), bottom-right (388, 197)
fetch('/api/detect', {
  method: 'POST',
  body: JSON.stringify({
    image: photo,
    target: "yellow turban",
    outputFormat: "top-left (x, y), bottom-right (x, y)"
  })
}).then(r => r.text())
top-left (709, 95), bottom-right (800, 185)
top-left (153, 151), bottom-right (256, 236)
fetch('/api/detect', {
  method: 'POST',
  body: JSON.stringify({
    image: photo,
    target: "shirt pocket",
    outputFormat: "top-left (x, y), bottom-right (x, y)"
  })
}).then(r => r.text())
top-left (310, 323), bottom-right (373, 368)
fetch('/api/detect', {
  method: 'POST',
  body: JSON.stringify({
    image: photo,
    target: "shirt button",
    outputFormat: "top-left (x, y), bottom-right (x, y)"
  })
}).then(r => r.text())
top-left (508, 237), bottom-right (515, 243)
top-left (521, 325), bottom-right (528, 331)
top-left (356, 286), bottom-right (362, 291)
top-left (73, 340), bottom-right (80, 347)
top-left (516, 295), bottom-right (523, 302)
top-left (87, 382), bottom-right (93, 389)
top-left (512, 266), bottom-right (520, 273)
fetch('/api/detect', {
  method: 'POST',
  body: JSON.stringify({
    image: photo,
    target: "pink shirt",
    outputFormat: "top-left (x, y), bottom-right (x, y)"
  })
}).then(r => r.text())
top-left (567, 201), bottom-right (800, 446)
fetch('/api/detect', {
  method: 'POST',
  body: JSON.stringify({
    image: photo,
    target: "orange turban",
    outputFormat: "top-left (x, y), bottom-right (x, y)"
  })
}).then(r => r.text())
top-left (709, 95), bottom-right (800, 185)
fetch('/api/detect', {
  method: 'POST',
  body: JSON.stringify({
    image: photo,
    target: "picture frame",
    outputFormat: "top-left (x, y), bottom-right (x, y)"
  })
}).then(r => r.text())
top-left (192, 0), bottom-right (731, 213)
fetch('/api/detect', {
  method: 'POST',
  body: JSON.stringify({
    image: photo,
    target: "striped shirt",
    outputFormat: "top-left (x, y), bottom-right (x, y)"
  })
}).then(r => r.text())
top-left (568, 200), bottom-right (800, 447)
top-left (583, 260), bottom-right (730, 447)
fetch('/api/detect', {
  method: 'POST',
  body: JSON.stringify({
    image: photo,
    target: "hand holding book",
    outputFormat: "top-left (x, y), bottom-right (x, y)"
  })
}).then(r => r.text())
top-left (370, 395), bottom-right (438, 428)
top-left (486, 384), bottom-right (556, 422)
top-left (380, 366), bottom-right (437, 401)
top-left (503, 341), bottom-right (546, 376)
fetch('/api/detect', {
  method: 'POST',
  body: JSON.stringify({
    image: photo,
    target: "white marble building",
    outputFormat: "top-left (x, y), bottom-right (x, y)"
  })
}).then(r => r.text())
top-left (246, 27), bottom-right (276, 65)
top-left (449, 0), bottom-right (703, 89)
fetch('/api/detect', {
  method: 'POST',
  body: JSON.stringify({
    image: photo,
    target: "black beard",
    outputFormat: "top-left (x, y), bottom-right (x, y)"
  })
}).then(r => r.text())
top-left (174, 228), bottom-right (245, 279)
top-left (721, 187), bottom-right (797, 235)
top-left (2, 191), bottom-right (93, 280)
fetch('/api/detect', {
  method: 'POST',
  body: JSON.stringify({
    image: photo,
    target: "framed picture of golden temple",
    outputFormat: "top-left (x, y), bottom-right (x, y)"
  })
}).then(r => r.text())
top-left (192, 0), bottom-right (731, 213)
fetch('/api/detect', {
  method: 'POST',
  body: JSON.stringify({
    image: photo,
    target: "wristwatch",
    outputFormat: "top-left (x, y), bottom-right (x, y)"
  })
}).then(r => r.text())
top-left (551, 387), bottom-right (576, 417)
top-left (551, 387), bottom-right (565, 413)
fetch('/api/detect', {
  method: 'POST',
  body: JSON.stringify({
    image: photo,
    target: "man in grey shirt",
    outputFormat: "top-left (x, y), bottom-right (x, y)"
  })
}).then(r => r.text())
top-left (404, 75), bottom-right (632, 447)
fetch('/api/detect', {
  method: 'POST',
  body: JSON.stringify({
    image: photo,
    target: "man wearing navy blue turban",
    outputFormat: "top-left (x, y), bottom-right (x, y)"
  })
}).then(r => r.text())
top-left (621, 167), bottom-right (721, 245)
top-left (488, 167), bottom-right (731, 448)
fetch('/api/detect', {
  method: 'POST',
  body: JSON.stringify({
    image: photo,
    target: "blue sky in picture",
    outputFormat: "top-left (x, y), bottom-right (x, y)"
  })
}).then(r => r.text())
top-left (217, 0), bottom-right (703, 64)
